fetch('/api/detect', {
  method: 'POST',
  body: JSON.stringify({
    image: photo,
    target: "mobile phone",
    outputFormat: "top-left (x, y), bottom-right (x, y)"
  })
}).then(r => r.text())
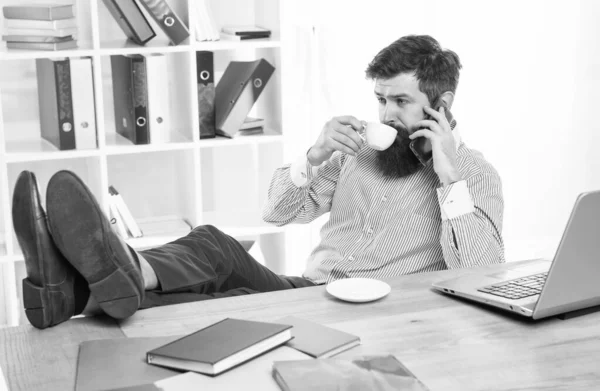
top-left (409, 101), bottom-right (454, 165)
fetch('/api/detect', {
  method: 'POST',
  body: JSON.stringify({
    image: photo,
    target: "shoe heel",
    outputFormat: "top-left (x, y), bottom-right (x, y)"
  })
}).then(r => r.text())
top-left (22, 279), bottom-right (50, 329)
top-left (89, 268), bottom-right (140, 319)
top-left (98, 295), bottom-right (140, 320)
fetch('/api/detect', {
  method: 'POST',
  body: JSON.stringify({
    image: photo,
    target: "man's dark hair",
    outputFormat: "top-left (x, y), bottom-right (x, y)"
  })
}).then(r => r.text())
top-left (365, 35), bottom-right (462, 105)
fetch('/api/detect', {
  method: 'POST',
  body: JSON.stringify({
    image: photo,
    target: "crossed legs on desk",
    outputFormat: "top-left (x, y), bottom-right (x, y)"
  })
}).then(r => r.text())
top-left (12, 169), bottom-right (315, 329)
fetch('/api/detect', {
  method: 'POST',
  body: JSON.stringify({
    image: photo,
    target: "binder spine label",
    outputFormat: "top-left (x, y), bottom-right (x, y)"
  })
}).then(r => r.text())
top-left (54, 61), bottom-right (76, 150)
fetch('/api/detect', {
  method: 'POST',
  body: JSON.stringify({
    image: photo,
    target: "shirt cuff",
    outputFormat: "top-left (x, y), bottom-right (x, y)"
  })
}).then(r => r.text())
top-left (290, 154), bottom-right (322, 187)
top-left (437, 180), bottom-right (475, 220)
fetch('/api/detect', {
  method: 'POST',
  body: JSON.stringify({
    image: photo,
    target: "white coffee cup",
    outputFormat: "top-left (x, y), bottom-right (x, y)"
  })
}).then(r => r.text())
top-left (359, 122), bottom-right (398, 151)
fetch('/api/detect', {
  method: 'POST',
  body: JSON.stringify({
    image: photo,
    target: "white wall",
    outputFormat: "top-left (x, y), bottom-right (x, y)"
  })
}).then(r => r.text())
top-left (282, 0), bottom-right (600, 265)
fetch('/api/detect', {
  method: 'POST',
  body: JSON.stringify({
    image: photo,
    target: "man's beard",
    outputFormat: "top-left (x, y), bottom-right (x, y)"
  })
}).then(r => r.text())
top-left (375, 126), bottom-right (423, 179)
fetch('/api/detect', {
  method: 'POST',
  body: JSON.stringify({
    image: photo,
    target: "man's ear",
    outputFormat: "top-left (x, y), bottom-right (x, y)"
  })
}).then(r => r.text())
top-left (439, 91), bottom-right (455, 110)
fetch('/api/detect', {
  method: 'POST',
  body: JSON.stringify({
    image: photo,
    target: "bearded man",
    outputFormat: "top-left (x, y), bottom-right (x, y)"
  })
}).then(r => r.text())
top-left (13, 34), bottom-right (504, 329)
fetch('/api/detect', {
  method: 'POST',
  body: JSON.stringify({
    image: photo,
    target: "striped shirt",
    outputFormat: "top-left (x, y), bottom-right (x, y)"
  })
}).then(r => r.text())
top-left (263, 127), bottom-right (505, 284)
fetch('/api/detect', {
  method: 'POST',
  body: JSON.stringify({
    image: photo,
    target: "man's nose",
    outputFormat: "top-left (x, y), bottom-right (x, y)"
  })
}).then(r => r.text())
top-left (382, 104), bottom-right (398, 125)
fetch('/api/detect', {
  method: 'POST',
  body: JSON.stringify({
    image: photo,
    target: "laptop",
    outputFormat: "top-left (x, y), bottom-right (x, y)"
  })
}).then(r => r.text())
top-left (432, 190), bottom-right (600, 319)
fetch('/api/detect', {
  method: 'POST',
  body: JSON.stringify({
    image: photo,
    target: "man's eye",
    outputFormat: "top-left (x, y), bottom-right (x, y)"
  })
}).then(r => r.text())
top-left (397, 99), bottom-right (407, 105)
top-left (377, 97), bottom-right (386, 104)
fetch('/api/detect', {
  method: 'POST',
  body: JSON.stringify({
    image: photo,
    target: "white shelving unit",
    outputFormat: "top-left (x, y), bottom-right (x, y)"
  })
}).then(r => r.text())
top-left (0, 0), bottom-right (290, 327)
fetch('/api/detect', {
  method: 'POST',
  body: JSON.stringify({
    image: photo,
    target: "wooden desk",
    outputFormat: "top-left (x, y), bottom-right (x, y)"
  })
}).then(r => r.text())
top-left (1, 259), bottom-right (599, 390)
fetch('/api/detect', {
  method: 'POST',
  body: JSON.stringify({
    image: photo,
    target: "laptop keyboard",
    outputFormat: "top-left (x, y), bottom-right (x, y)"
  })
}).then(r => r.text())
top-left (477, 272), bottom-right (548, 300)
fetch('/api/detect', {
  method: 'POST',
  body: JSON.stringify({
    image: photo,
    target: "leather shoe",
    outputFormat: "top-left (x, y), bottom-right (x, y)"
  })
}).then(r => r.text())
top-left (12, 171), bottom-right (90, 329)
top-left (46, 170), bottom-right (144, 319)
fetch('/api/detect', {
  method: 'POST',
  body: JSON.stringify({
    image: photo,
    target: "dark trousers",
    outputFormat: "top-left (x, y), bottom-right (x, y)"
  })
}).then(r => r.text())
top-left (137, 225), bottom-right (316, 309)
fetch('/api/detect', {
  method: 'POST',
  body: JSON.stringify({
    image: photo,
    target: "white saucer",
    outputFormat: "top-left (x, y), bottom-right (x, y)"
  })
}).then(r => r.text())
top-left (326, 278), bottom-right (391, 303)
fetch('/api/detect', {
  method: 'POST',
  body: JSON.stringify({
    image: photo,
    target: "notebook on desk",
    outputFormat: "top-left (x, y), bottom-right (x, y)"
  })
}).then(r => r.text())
top-left (432, 190), bottom-right (600, 320)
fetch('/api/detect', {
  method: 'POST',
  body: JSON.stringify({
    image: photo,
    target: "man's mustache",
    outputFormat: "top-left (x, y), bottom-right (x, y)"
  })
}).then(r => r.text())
top-left (385, 123), bottom-right (411, 142)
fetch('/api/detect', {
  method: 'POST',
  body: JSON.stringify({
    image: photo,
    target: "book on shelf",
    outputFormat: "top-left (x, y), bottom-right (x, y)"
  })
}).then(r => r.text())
top-left (7, 39), bottom-right (77, 51)
top-left (272, 354), bottom-right (431, 391)
top-left (196, 51), bottom-right (216, 139)
top-left (4, 27), bottom-right (78, 38)
top-left (69, 57), bottom-right (97, 149)
top-left (2, 4), bottom-right (74, 21)
top-left (276, 316), bottom-right (361, 359)
top-left (2, 35), bottom-right (74, 43)
top-left (109, 186), bottom-right (143, 238)
top-left (234, 127), bottom-right (264, 137)
top-left (240, 117), bottom-right (265, 130)
top-left (143, 53), bottom-right (170, 144)
top-left (35, 58), bottom-right (76, 150)
top-left (221, 25), bottom-right (271, 36)
top-left (4, 18), bottom-right (77, 29)
top-left (110, 54), bottom-right (150, 145)
top-left (146, 318), bottom-right (293, 376)
top-left (215, 59), bottom-right (275, 138)
top-left (136, 0), bottom-right (189, 46)
top-left (102, 0), bottom-right (156, 46)
top-left (220, 32), bottom-right (271, 41)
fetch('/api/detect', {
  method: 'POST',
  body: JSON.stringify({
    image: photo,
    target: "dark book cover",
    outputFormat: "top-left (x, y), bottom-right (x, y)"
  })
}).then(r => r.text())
top-left (36, 58), bottom-right (76, 150)
top-left (102, 0), bottom-right (156, 45)
top-left (221, 32), bottom-right (271, 41)
top-left (277, 316), bottom-right (360, 358)
top-left (131, 55), bottom-right (150, 144)
top-left (136, 0), bottom-right (189, 46)
top-left (196, 50), bottom-right (215, 139)
top-left (214, 58), bottom-right (275, 138)
top-left (146, 318), bottom-right (292, 375)
top-left (111, 55), bottom-right (136, 144)
top-left (272, 355), bottom-right (430, 391)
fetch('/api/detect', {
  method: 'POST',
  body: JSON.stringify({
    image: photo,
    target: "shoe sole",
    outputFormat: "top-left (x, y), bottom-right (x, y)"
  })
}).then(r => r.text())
top-left (13, 172), bottom-right (63, 329)
top-left (47, 172), bottom-right (143, 319)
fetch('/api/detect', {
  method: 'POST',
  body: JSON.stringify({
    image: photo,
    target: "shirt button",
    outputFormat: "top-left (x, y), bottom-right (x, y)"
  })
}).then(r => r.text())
top-left (381, 196), bottom-right (388, 202)
top-left (367, 227), bottom-right (373, 235)
top-left (348, 256), bottom-right (355, 261)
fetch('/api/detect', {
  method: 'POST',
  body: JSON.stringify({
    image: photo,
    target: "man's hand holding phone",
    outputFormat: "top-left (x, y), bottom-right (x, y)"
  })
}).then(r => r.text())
top-left (307, 116), bottom-right (364, 166)
top-left (409, 106), bottom-right (462, 186)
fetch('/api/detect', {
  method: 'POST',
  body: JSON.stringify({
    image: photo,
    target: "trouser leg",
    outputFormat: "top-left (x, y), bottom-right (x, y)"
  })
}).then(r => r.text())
top-left (137, 225), bottom-right (315, 309)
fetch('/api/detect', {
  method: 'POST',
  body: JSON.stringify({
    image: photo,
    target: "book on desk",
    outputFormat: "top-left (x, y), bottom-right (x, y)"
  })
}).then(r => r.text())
top-left (74, 317), bottom-right (367, 390)
top-left (146, 318), bottom-right (293, 376)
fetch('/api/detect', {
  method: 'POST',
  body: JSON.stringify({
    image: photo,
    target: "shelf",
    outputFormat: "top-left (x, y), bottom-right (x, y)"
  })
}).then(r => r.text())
top-left (0, 41), bottom-right (95, 61)
top-left (104, 132), bottom-right (195, 155)
top-left (5, 139), bottom-right (100, 163)
top-left (193, 36), bottom-right (282, 51)
top-left (97, 39), bottom-right (192, 56)
top-left (198, 129), bottom-right (283, 148)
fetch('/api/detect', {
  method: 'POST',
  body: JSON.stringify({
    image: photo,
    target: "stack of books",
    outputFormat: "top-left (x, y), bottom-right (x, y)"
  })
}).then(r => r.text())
top-left (236, 117), bottom-right (265, 136)
top-left (2, 3), bottom-right (78, 51)
top-left (220, 25), bottom-right (272, 41)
